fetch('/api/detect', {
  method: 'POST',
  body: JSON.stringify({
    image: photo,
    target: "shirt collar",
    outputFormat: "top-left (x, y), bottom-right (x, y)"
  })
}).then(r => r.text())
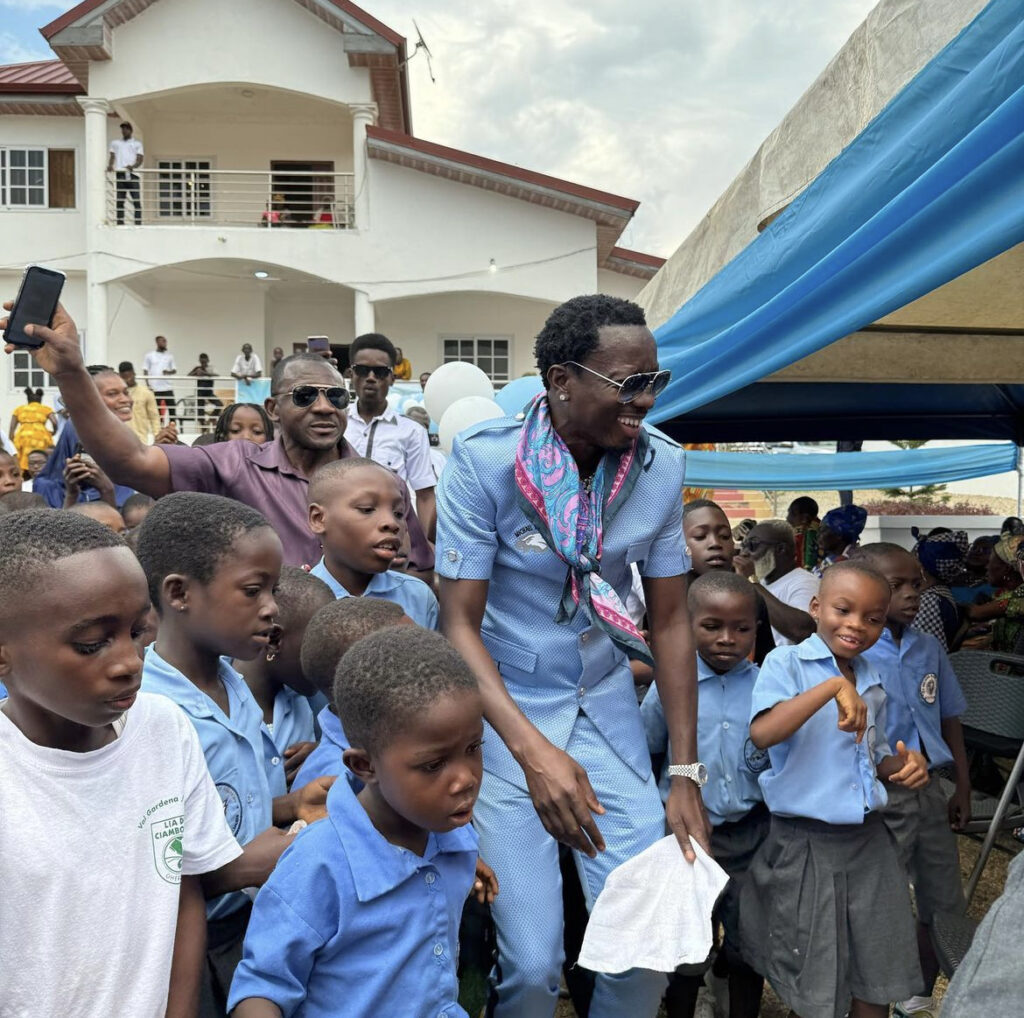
top-left (326, 778), bottom-right (477, 902)
top-left (696, 654), bottom-right (757, 682)
top-left (311, 558), bottom-right (401, 598)
top-left (354, 404), bottom-right (398, 426)
top-left (793, 632), bottom-right (880, 689)
top-left (142, 646), bottom-right (247, 722)
top-left (317, 706), bottom-right (349, 749)
top-left (251, 435), bottom-right (356, 479)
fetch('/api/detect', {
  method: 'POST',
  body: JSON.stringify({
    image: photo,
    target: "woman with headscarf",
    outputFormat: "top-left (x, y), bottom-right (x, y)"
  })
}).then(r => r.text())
top-left (814, 503), bottom-right (868, 575)
top-left (964, 531), bottom-right (1024, 651)
top-left (911, 528), bottom-right (968, 650)
top-left (436, 294), bottom-right (707, 1018)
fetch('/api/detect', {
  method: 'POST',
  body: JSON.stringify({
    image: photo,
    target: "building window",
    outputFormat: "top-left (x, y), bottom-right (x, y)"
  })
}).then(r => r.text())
top-left (11, 350), bottom-right (53, 392)
top-left (441, 335), bottom-right (511, 382)
top-left (158, 159), bottom-right (212, 218)
top-left (0, 148), bottom-right (75, 209)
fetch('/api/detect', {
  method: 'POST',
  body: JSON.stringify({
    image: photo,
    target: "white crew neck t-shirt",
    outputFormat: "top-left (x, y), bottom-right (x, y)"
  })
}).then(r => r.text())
top-left (0, 691), bottom-right (241, 1018)
top-left (764, 566), bottom-right (820, 645)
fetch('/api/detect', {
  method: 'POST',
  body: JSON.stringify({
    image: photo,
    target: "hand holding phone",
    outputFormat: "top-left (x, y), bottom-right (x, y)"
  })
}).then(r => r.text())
top-left (3, 266), bottom-right (65, 350)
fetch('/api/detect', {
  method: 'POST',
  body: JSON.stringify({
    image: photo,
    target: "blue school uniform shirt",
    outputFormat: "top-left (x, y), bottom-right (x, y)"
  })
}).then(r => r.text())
top-left (291, 706), bottom-right (356, 791)
top-left (750, 633), bottom-right (892, 824)
top-left (861, 626), bottom-right (967, 771)
top-left (260, 686), bottom-right (316, 796)
top-left (141, 645), bottom-right (272, 919)
top-left (309, 557), bottom-right (438, 630)
top-left (436, 417), bottom-right (687, 790)
top-left (642, 655), bottom-right (765, 825)
top-left (228, 777), bottom-right (477, 1018)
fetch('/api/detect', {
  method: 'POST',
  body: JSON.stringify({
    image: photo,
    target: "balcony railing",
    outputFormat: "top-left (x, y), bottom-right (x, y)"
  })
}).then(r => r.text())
top-left (105, 168), bottom-right (355, 229)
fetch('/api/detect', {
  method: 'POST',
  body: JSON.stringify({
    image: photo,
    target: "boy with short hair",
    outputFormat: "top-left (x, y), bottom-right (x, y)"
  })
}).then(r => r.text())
top-left (293, 596), bottom-right (413, 789)
top-left (229, 626), bottom-right (485, 1018)
top-left (0, 510), bottom-right (241, 1017)
top-left (742, 560), bottom-right (929, 1018)
top-left (308, 457), bottom-right (438, 628)
top-left (235, 566), bottom-right (334, 793)
top-left (856, 543), bottom-right (971, 1018)
top-left (642, 571), bottom-right (767, 1018)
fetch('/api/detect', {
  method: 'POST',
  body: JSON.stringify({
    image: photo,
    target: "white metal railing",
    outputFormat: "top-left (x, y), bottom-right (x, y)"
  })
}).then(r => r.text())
top-left (105, 168), bottom-right (355, 229)
top-left (138, 375), bottom-right (263, 430)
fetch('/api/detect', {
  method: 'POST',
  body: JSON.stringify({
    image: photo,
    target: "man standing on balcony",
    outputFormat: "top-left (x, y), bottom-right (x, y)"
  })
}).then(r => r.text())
top-left (231, 343), bottom-right (263, 386)
top-left (106, 121), bottom-right (143, 225)
top-left (118, 361), bottom-right (160, 444)
top-left (143, 335), bottom-right (177, 424)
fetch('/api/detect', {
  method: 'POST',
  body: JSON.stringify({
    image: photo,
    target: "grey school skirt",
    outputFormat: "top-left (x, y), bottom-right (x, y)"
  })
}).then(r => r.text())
top-left (739, 812), bottom-right (922, 1018)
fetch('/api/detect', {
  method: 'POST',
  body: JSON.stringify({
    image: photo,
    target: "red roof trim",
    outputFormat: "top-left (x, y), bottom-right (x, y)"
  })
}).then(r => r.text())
top-left (366, 125), bottom-right (640, 213)
top-left (40, 0), bottom-right (99, 40)
top-left (42, 0), bottom-right (405, 46)
top-left (609, 247), bottom-right (666, 268)
top-left (329, 0), bottom-right (404, 48)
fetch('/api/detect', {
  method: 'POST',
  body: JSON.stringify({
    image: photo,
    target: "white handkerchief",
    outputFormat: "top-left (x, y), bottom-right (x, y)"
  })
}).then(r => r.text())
top-left (577, 835), bottom-right (729, 974)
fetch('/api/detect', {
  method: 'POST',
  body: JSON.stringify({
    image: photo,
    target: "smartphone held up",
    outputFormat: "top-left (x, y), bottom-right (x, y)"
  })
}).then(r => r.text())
top-left (3, 265), bottom-right (65, 349)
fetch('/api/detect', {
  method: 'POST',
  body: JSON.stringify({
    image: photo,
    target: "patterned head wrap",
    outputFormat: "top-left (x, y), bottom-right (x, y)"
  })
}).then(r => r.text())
top-left (911, 528), bottom-right (968, 583)
top-left (821, 504), bottom-right (868, 543)
top-left (994, 532), bottom-right (1024, 566)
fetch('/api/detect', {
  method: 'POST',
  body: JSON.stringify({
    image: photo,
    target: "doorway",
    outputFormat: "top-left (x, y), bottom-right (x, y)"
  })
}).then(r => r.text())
top-left (270, 160), bottom-right (334, 226)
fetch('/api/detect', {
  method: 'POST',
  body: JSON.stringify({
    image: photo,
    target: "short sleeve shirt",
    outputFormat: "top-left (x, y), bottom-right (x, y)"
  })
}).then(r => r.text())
top-left (142, 350), bottom-right (176, 387)
top-left (763, 567), bottom-right (820, 645)
top-left (751, 634), bottom-right (892, 823)
top-left (435, 417), bottom-right (688, 789)
top-left (232, 353), bottom-right (263, 376)
top-left (862, 626), bottom-right (966, 770)
top-left (109, 136), bottom-right (143, 170)
top-left (345, 409), bottom-right (437, 491)
top-left (292, 707), bottom-right (353, 791)
top-left (227, 778), bottom-right (476, 1018)
top-left (261, 687), bottom-right (316, 796)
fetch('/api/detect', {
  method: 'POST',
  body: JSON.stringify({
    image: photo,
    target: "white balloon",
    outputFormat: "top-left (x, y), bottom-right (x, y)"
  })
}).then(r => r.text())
top-left (423, 362), bottom-right (494, 422)
top-left (438, 396), bottom-right (505, 453)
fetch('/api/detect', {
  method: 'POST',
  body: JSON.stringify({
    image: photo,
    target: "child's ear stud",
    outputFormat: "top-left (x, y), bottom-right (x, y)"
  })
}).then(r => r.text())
top-left (558, 393), bottom-right (568, 402)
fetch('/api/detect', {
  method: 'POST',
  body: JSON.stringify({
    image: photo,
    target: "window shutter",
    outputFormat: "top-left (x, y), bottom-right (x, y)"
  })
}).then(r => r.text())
top-left (47, 149), bottom-right (75, 208)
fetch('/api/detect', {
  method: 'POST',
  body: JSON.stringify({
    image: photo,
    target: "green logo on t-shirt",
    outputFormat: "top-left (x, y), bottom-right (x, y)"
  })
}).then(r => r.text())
top-left (150, 816), bottom-right (185, 884)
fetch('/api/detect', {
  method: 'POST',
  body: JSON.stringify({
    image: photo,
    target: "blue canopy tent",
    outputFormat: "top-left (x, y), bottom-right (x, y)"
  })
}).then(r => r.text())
top-left (683, 441), bottom-right (1019, 491)
top-left (647, 0), bottom-right (1024, 445)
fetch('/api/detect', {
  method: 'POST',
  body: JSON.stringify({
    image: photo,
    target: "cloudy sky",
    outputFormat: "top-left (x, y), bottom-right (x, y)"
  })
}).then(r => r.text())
top-left (2, 0), bottom-right (878, 256)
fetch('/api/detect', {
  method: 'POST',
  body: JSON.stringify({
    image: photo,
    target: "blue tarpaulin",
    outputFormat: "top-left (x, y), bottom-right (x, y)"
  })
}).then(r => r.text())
top-left (684, 442), bottom-right (1019, 491)
top-left (650, 0), bottom-right (1024, 424)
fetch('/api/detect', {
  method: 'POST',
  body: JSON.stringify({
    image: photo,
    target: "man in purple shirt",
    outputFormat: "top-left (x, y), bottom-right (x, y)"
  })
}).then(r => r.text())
top-left (1, 302), bottom-right (429, 568)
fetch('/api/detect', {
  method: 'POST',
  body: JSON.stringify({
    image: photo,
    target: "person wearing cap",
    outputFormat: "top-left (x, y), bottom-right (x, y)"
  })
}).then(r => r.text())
top-left (815, 503), bottom-right (868, 575)
top-left (107, 121), bottom-right (144, 225)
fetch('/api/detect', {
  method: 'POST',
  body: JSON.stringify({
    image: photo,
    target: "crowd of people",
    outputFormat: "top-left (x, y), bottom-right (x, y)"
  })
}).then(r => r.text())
top-left (0, 292), bottom-right (1018, 1018)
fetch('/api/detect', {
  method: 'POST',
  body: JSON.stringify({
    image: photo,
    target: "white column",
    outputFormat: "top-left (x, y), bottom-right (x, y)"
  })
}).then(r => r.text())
top-left (77, 97), bottom-right (111, 230)
top-left (85, 277), bottom-right (108, 367)
top-left (354, 289), bottom-right (375, 337)
top-left (349, 103), bottom-right (377, 231)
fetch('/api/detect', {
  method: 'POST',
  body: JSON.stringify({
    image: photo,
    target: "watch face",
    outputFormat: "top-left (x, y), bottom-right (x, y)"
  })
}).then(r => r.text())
top-left (696, 763), bottom-right (708, 786)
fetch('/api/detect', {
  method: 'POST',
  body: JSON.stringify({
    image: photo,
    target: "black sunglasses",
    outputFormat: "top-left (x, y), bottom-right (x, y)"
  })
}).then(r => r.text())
top-left (275, 384), bottom-right (350, 409)
top-left (565, 361), bottom-right (671, 404)
top-left (352, 364), bottom-right (393, 380)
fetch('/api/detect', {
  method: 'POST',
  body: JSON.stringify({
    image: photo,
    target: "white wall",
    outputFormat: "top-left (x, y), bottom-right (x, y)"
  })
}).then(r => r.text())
top-left (376, 291), bottom-right (557, 379)
top-left (265, 290), bottom-right (356, 354)
top-left (89, 0), bottom-right (372, 106)
top-left (597, 269), bottom-right (646, 301)
top-left (0, 116), bottom-right (87, 272)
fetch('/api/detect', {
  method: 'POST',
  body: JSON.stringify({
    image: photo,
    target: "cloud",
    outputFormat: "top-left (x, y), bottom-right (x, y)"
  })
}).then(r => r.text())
top-left (0, 30), bottom-right (52, 65)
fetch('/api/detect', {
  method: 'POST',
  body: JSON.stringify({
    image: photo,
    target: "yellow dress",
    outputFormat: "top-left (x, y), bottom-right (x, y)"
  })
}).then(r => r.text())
top-left (393, 358), bottom-right (413, 381)
top-left (11, 402), bottom-right (55, 471)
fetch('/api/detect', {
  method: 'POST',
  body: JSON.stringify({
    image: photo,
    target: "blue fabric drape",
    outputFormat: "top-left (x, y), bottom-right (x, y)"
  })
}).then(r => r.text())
top-left (683, 442), bottom-right (1019, 491)
top-left (651, 0), bottom-right (1024, 422)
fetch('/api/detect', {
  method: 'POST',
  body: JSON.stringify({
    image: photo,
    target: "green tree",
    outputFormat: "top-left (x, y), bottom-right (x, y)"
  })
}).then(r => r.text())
top-left (882, 440), bottom-right (950, 502)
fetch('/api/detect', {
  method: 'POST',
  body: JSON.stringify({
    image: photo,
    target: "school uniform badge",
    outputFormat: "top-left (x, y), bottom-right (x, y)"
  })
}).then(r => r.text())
top-left (150, 815), bottom-right (185, 884)
top-left (217, 782), bottom-right (243, 835)
top-left (920, 673), bottom-right (938, 704)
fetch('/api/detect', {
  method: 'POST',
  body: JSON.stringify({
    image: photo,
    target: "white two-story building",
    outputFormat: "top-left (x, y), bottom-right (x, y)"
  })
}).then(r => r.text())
top-left (0, 0), bottom-right (662, 417)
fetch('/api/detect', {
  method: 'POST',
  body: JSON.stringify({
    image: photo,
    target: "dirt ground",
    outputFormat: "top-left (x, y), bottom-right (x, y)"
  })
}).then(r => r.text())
top-left (552, 831), bottom-right (1018, 1018)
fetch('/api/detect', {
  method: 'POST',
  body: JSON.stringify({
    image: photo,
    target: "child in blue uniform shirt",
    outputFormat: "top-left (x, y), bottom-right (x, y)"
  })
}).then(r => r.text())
top-left (307, 458), bottom-right (438, 628)
top-left (293, 595), bottom-right (413, 789)
top-left (229, 626), bottom-right (495, 1018)
top-left (642, 571), bottom-right (767, 1018)
top-left (136, 492), bottom-right (334, 1017)
top-left (235, 567), bottom-right (333, 794)
top-left (856, 544), bottom-right (971, 1018)
top-left (741, 560), bottom-right (930, 1018)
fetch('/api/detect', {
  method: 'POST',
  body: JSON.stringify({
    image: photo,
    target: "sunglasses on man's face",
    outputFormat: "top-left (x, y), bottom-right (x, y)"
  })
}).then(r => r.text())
top-left (276, 384), bottom-right (350, 409)
top-left (565, 361), bottom-right (671, 404)
top-left (352, 364), bottom-right (393, 380)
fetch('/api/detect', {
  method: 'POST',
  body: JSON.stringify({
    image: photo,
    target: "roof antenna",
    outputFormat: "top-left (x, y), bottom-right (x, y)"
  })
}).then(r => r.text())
top-left (400, 19), bottom-right (435, 83)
